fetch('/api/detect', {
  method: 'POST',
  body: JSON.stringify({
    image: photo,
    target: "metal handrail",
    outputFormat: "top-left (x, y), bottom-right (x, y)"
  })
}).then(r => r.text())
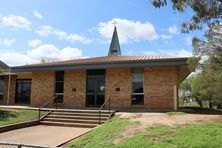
top-left (0, 141), bottom-right (49, 148)
top-left (99, 96), bottom-right (110, 124)
top-left (38, 95), bottom-right (59, 121)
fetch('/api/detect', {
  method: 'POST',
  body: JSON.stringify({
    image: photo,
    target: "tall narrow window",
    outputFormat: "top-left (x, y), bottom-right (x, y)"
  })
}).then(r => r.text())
top-left (131, 68), bottom-right (144, 105)
top-left (55, 71), bottom-right (64, 103)
top-left (0, 77), bottom-right (4, 101)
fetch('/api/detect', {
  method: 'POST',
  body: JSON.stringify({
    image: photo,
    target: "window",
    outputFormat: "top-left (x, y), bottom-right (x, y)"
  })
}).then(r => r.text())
top-left (131, 68), bottom-right (144, 105)
top-left (111, 49), bottom-right (118, 54)
top-left (0, 77), bottom-right (4, 100)
top-left (55, 71), bottom-right (64, 103)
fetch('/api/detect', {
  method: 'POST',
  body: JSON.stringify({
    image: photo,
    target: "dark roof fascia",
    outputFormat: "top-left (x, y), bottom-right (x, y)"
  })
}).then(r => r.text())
top-left (11, 58), bottom-right (188, 72)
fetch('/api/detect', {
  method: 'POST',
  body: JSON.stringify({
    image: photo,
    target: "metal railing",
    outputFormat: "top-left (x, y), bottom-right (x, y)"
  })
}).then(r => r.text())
top-left (99, 96), bottom-right (111, 124)
top-left (0, 142), bottom-right (50, 148)
top-left (38, 95), bottom-right (59, 121)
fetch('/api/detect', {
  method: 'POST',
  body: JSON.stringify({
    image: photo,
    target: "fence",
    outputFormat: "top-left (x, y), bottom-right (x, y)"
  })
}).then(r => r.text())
top-left (0, 142), bottom-right (50, 148)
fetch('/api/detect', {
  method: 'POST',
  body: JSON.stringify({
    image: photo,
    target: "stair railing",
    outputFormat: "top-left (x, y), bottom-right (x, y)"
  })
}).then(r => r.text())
top-left (99, 96), bottom-right (111, 125)
top-left (38, 95), bottom-right (59, 121)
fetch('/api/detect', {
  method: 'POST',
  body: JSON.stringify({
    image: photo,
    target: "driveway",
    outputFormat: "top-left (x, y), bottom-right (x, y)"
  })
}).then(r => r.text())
top-left (0, 125), bottom-right (92, 147)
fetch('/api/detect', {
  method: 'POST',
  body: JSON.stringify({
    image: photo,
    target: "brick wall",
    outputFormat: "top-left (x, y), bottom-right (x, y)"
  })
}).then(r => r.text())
top-left (105, 67), bottom-right (178, 110)
top-left (31, 71), bottom-right (55, 106)
top-left (1, 75), bottom-right (17, 105)
top-left (0, 66), bottom-right (179, 110)
top-left (144, 67), bottom-right (178, 110)
top-left (105, 68), bottom-right (132, 108)
top-left (64, 70), bottom-right (86, 107)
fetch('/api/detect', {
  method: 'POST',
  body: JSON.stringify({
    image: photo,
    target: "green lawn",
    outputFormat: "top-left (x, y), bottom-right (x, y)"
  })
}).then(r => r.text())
top-left (69, 118), bottom-right (222, 148)
top-left (0, 108), bottom-right (45, 126)
top-left (166, 111), bottom-right (187, 116)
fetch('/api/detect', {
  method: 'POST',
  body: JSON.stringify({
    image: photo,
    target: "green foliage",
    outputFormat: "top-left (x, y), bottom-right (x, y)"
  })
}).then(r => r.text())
top-left (192, 23), bottom-right (222, 108)
top-left (0, 109), bottom-right (44, 126)
top-left (151, 0), bottom-right (222, 33)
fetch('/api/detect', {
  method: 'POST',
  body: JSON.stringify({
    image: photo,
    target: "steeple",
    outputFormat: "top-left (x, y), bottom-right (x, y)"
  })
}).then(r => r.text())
top-left (108, 26), bottom-right (121, 56)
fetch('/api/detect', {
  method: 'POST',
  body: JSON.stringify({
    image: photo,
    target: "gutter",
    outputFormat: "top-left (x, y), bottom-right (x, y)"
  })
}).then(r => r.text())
top-left (11, 58), bottom-right (188, 72)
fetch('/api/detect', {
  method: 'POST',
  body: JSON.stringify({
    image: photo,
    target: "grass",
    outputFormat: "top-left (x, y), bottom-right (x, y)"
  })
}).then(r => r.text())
top-left (166, 111), bottom-right (187, 116)
top-left (0, 108), bottom-right (46, 126)
top-left (69, 118), bottom-right (222, 148)
top-left (69, 118), bottom-right (131, 148)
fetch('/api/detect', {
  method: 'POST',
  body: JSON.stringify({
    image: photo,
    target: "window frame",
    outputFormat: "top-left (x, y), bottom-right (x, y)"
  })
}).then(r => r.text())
top-left (55, 71), bottom-right (64, 103)
top-left (0, 77), bottom-right (4, 100)
top-left (131, 68), bottom-right (144, 105)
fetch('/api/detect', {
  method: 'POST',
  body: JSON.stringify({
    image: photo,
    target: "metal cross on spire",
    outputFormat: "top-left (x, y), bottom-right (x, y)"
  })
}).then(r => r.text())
top-left (112, 21), bottom-right (118, 27)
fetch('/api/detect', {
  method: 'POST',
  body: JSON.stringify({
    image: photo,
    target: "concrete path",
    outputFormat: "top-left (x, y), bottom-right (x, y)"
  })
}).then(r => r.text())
top-left (0, 125), bottom-right (92, 147)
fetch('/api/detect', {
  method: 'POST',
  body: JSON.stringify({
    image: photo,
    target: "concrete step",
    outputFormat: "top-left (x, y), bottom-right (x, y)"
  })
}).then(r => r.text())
top-left (47, 114), bottom-right (108, 120)
top-left (43, 117), bottom-right (106, 124)
top-left (50, 112), bottom-right (110, 117)
top-left (40, 121), bottom-right (97, 128)
top-left (54, 109), bottom-right (112, 114)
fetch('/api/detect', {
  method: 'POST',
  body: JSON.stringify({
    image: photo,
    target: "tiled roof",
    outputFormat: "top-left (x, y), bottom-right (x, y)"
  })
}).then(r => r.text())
top-left (26, 55), bottom-right (183, 66)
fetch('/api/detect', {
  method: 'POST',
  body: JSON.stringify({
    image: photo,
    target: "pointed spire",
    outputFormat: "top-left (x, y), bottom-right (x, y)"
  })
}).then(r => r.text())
top-left (108, 26), bottom-right (121, 56)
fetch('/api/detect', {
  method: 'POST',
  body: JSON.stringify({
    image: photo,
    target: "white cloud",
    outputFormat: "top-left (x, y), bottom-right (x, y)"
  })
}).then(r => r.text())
top-left (143, 49), bottom-right (192, 57)
top-left (27, 44), bottom-right (82, 61)
top-left (33, 10), bottom-right (43, 19)
top-left (36, 25), bottom-right (91, 44)
top-left (160, 34), bottom-right (172, 40)
top-left (1, 15), bottom-right (31, 30)
top-left (0, 51), bottom-right (37, 66)
top-left (168, 25), bottom-right (179, 34)
top-left (28, 39), bottom-right (42, 47)
top-left (185, 36), bottom-right (192, 45)
top-left (0, 38), bottom-right (16, 46)
top-left (0, 44), bottom-right (83, 66)
top-left (97, 18), bottom-right (158, 43)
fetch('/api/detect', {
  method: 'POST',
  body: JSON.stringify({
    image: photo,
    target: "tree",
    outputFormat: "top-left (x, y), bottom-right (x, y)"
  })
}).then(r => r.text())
top-left (152, 1), bottom-right (222, 108)
top-left (192, 23), bottom-right (222, 108)
top-left (152, 0), bottom-right (222, 33)
top-left (179, 77), bottom-right (192, 105)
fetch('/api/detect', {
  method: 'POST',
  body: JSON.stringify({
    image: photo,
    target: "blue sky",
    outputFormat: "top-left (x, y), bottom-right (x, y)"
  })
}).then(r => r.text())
top-left (0, 0), bottom-right (203, 66)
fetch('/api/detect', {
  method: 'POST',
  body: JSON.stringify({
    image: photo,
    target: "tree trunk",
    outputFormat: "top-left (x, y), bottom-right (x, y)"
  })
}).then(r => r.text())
top-left (209, 100), bottom-right (213, 109)
top-left (217, 103), bottom-right (222, 109)
top-left (195, 97), bottom-right (203, 108)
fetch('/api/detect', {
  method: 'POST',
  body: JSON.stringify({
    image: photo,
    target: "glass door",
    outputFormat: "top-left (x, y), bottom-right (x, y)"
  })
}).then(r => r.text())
top-left (86, 70), bottom-right (105, 107)
top-left (15, 79), bottom-right (31, 104)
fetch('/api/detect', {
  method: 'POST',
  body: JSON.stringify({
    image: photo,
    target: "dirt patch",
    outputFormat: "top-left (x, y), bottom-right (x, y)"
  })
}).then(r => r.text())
top-left (113, 123), bottom-right (144, 144)
top-left (116, 112), bottom-right (222, 126)
top-left (113, 111), bottom-right (222, 145)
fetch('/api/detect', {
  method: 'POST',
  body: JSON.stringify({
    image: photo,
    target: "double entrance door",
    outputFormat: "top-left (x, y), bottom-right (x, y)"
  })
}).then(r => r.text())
top-left (15, 79), bottom-right (31, 104)
top-left (86, 70), bottom-right (105, 107)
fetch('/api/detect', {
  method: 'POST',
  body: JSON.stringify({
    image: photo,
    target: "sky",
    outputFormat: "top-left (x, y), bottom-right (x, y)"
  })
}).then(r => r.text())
top-left (0, 0), bottom-right (204, 66)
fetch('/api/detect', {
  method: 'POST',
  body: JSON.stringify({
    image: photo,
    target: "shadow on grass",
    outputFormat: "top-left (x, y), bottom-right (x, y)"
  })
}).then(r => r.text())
top-left (179, 107), bottom-right (222, 115)
top-left (0, 110), bottom-right (18, 121)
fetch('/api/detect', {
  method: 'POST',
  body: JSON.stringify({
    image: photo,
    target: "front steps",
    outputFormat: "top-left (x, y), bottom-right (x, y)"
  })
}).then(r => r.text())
top-left (40, 109), bottom-right (114, 128)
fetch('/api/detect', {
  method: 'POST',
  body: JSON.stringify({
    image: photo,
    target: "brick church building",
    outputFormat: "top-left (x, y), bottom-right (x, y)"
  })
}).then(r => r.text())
top-left (0, 27), bottom-right (190, 110)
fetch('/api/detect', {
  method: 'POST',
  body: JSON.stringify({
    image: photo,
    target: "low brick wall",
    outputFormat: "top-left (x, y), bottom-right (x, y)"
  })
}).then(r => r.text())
top-left (0, 120), bottom-right (39, 133)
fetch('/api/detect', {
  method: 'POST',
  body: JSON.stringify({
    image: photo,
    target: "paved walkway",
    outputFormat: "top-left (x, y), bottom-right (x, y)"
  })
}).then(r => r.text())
top-left (0, 125), bottom-right (92, 147)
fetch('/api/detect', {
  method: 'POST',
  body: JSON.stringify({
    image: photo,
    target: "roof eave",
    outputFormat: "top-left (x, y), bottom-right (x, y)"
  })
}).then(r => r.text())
top-left (11, 58), bottom-right (188, 73)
